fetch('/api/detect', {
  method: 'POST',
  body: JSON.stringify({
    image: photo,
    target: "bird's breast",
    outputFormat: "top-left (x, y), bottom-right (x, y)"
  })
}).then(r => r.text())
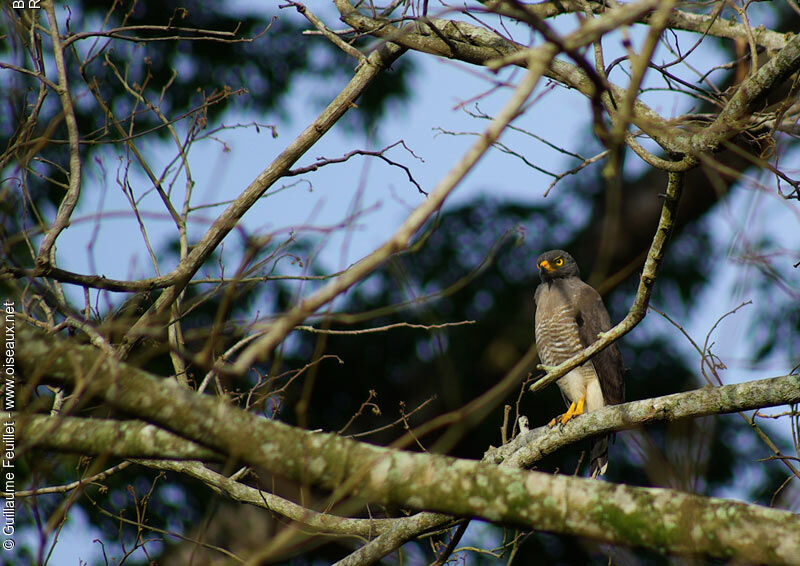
top-left (535, 294), bottom-right (584, 366)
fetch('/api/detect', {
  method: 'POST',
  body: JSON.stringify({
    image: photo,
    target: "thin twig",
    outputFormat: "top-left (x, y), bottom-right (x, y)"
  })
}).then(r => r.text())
top-left (286, 140), bottom-right (427, 195)
top-left (281, 1), bottom-right (366, 62)
top-left (1, 462), bottom-right (132, 498)
top-left (37, 1), bottom-right (83, 266)
top-left (296, 320), bottom-right (475, 335)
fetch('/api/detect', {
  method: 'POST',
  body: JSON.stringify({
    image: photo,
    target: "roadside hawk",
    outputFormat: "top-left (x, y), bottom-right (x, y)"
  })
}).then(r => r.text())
top-left (534, 250), bottom-right (625, 478)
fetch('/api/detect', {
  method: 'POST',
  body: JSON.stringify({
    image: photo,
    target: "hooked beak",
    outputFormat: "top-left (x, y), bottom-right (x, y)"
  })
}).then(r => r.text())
top-left (538, 259), bottom-right (553, 272)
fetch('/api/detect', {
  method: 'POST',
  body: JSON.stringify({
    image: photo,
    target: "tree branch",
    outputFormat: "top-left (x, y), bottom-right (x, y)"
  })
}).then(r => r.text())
top-left (493, 373), bottom-right (800, 467)
top-left (13, 413), bottom-right (421, 537)
top-left (16, 413), bottom-right (220, 461)
top-left (686, 31), bottom-right (800, 153)
top-left (332, 372), bottom-right (800, 564)
top-left (230, 20), bottom-right (560, 373)
top-left (134, 459), bottom-right (401, 538)
top-left (338, 2), bottom-right (800, 168)
top-left (117, 39), bottom-right (407, 356)
top-left (15, 320), bottom-right (800, 563)
top-left (36, 0), bottom-right (83, 266)
top-left (485, 1), bottom-right (791, 50)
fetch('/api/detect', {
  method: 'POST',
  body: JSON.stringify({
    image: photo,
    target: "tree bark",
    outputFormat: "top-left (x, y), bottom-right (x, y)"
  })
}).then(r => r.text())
top-left (16, 320), bottom-right (800, 563)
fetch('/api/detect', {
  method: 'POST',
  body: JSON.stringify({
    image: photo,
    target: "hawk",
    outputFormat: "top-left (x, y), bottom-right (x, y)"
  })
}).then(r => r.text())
top-left (534, 250), bottom-right (625, 478)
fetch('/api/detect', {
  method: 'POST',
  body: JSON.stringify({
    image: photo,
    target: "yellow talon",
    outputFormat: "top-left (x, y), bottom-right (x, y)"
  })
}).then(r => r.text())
top-left (549, 399), bottom-right (575, 427)
top-left (554, 396), bottom-right (586, 426)
top-left (560, 400), bottom-right (576, 425)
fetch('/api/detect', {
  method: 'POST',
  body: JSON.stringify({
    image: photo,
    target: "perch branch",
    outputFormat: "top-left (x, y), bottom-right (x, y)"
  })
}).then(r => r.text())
top-left (15, 320), bottom-right (800, 564)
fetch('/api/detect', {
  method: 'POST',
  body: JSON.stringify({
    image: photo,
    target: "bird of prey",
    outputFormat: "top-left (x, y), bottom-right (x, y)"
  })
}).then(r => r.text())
top-left (534, 250), bottom-right (625, 478)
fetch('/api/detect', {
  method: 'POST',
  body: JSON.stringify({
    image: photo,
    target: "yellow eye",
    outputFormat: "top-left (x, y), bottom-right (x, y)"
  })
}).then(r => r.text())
top-left (554, 257), bottom-right (564, 266)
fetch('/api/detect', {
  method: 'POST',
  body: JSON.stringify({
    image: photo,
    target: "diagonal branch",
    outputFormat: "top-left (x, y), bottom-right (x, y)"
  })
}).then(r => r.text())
top-left (229, 27), bottom-right (560, 373)
top-left (117, 40), bottom-right (407, 356)
top-left (282, 1), bottom-right (366, 63)
top-left (134, 459), bottom-right (401, 537)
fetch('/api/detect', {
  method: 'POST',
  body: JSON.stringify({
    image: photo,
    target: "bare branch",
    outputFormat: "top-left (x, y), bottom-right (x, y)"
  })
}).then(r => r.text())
top-left (280, 1), bottom-right (366, 63)
top-left (134, 459), bottom-right (400, 537)
top-left (286, 140), bottom-right (427, 195)
top-left (296, 320), bottom-right (475, 335)
top-left (230, 25), bottom-right (560, 373)
top-left (36, 0), bottom-right (83, 265)
top-left (487, 1), bottom-right (791, 50)
top-left (1, 462), bottom-right (132, 498)
top-left (118, 40), bottom-right (408, 355)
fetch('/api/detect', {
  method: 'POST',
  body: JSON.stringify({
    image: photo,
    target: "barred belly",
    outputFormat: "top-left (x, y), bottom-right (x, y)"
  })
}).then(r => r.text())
top-left (535, 302), bottom-right (604, 409)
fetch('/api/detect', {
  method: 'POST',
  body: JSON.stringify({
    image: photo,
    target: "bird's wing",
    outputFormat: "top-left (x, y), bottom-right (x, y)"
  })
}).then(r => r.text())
top-left (534, 283), bottom-right (543, 305)
top-left (574, 283), bottom-right (625, 405)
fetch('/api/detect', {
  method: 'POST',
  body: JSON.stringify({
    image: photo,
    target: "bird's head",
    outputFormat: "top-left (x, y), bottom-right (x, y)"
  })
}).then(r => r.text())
top-left (536, 250), bottom-right (580, 282)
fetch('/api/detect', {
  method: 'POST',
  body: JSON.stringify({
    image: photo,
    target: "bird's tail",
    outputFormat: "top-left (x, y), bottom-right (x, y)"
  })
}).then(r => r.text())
top-left (589, 435), bottom-right (609, 478)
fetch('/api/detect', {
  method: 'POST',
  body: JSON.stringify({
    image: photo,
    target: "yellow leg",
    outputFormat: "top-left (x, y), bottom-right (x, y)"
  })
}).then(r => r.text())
top-left (561, 395), bottom-right (586, 425)
top-left (549, 396), bottom-right (587, 427)
top-left (549, 400), bottom-right (578, 427)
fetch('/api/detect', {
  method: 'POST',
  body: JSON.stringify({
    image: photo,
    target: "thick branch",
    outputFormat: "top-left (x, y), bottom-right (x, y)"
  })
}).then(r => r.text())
top-left (38, 373), bottom-right (799, 465)
top-left (16, 413), bottom-right (220, 461)
top-left (16, 320), bottom-right (800, 563)
top-left (493, 373), bottom-right (800, 467)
